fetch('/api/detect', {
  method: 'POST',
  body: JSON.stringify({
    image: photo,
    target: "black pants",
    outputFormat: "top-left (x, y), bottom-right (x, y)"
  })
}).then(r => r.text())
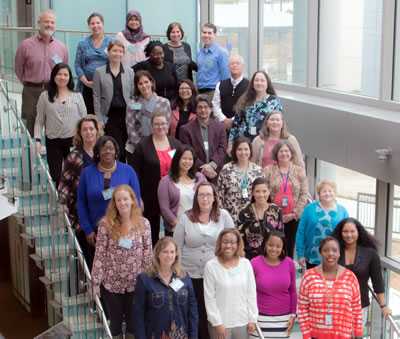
top-left (192, 278), bottom-right (210, 339)
top-left (45, 137), bottom-right (73, 186)
top-left (101, 286), bottom-right (135, 336)
top-left (82, 84), bottom-right (95, 115)
top-left (105, 106), bottom-right (127, 162)
top-left (146, 212), bottom-right (161, 247)
top-left (284, 219), bottom-right (298, 258)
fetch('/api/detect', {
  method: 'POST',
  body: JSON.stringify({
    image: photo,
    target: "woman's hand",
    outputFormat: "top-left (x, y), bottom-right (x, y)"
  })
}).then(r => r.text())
top-left (298, 257), bottom-right (306, 268)
top-left (247, 322), bottom-right (256, 334)
top-left (214, 325), bottom-right (226, 339)
top-left (86, 232), bottom-right (97, 247)
top-left (282, 213), bottom-right (295, 223)
top-left (287, 315), bottom-right (296, 334)
top-left (382, 305), bottom-right (392, 318)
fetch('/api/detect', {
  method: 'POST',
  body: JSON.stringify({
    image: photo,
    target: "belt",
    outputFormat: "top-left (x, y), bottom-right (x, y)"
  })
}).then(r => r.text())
top-left (23, 81), bottom-right (48, 88)
top-left (198, 88), bottom-right (214, 93)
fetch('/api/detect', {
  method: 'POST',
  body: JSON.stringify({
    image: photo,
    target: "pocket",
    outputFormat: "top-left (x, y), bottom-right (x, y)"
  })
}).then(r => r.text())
top-left (177, 288), bottom-right (188, 305)
top-left (151, 292), bottom-right (164, 308)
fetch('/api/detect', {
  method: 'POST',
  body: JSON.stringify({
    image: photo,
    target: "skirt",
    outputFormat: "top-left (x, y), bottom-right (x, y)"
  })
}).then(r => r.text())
top-left (250, 313), bottom-right (291, 338)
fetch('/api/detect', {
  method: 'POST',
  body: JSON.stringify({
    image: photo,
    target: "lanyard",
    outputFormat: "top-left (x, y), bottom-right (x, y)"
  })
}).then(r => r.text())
top-left (279, 167), bottom-right (290, 193)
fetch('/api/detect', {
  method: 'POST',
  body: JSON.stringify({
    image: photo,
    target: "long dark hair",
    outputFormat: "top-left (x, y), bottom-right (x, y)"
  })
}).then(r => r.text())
top-left (47, 63), bottom-right (74, 103)
top-left (263, 230), bottom-right (287, 260)
top-left (331, 217), bottom-right (378, 251)
top-left (169, 146), bottom-right (197, 182)
top-left (172, 79), bottom-right (197, 112)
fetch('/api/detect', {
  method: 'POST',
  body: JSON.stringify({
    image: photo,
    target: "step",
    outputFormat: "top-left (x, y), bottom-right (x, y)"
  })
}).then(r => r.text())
top-left (64, 314), bottom-right (105, 338)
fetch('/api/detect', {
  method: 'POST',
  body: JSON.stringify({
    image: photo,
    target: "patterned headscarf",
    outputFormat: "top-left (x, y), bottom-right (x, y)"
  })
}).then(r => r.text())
top-left (122, 10), bottom-right (150, 44)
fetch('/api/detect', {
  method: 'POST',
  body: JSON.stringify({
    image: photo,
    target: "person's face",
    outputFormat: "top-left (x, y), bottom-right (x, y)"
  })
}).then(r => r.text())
top-left (80, 121), bottom-right (97, 145)
top-left (319, 184), bottom-right (336, 205)
top-left (197, 185), bottom-right (214, 212)
top-left (108, 45), bottom-right (124, 63)
top-left (179, 82), bottom-right (193, 101)
top-left (170, 25), bottom-right (183, 43)
top-left (235, 142), bottom-right (251, 162)
top-left (137, 76), bottom-right (153, 97)
top-left (128, 16), bottom-right (141, 30)
top-left (158, 243), bottom-right (177, 269)
top-left (320, 240), bottom-right (340, 267)
top-left (196, 101), bottom-right (211, 123)
top-left (54, 67), bottom-right (70, 88)
top-left (229, 57), bottom-right (244, 78)
top-left (277, 144), bottom-right (292, 164)
top-left (89, 16), bottom-right (104, 35)
top-left (99, 140), bottom-right (116, 164)
top-left (38, 13), bottom-right (56, 37)
top-left (341, 222), bottom-right (359, 247)
top-left (201, 27), bottom-right (215, 46)
top-left (220, 233), bottom-right (238, 259)
top-left (152, 116), bottom-right (168, 137)
top-left (179, 150), bottom-right (194, 173)
top-left (265, 235), bottom-right (284, 260)
top-left (150, 46), bottom-right (164, 66)
top-left (252, 183), bottom-right (270, 204)
top-left (114, 189), bottom-right (133, 215)
top-left (266, 113), bottom-right (283, 135)
top-left (253, 72), bottom-right (268, 94)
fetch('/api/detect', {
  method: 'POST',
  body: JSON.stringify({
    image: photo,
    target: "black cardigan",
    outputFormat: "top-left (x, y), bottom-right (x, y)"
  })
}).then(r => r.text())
top-left (163, 42), bottom-right (198, 81)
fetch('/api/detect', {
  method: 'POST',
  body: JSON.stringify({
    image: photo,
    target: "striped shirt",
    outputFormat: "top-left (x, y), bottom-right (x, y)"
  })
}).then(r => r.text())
top-left (298, 267), bottom-right (363, 339)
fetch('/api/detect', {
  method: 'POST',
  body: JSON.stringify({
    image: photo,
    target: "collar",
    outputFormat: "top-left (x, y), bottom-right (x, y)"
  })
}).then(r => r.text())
top-left (106, 62), bottom-right (125, 74)
top-left (36, 33), bottom-right (54, 43)
top-left (198, 118), bottom-right (209, 128)
top-left (231, 75), bottom-right (244, 87)
top-left (202, 43), bottom-right (217, 53)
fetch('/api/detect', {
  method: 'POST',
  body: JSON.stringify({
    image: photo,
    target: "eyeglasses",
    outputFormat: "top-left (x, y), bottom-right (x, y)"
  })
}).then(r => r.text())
top-left (153, 122), bottom-right (168, 127)
top-left (222, 240), bottom-right (238, 245)
top-left (179, 86), bottom-right (192, 91)
top-left (198, 193), bottom-right (213, 199)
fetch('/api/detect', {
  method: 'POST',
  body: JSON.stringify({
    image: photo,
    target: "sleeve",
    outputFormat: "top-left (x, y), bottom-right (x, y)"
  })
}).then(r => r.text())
top-left (294, 167), bottom-right (309, 217)
top-left (203, 262), bottom-right (223, 326)
top-left (295, 205), bottom-right (309, 259)
top-left (289, 135), bottom-right (305, 168)
top-left (133, 274), bottom-right (147, 339)
top-left (128, 166), bottom-right (142, 206)
top-left (141, 218), bottom-right (153, 270)
top-left (222, 209), bottom-right (235, 228)
top-left (92, 69), bottom-right (103, 123)
top-left (173, 214), bottom-right (186, 251)
top-left (14, 43), bottom-right (25, 82)
top-left (77, 93), bottom-right (87, 117)
top-left (91, 220), bottom-right (109, 294)
top-left (298, 274), bottom-right (312, 339)
top-left (218, 49), bottom-right (230, 81)
top-left (34, 92), bottom-right (47, 139)
top-left (186, 277), bottom-right (199, 339)
top-left (251, 138), bottom-right (260, 165)
top-left (246, 260), bottom-right (258, 323)
top-left (74, 40), bottom-right (85, 79)
top-left (370, 250), bottom-right (385, 294)
top-left (210, 123), bottom-right (227, 169)
top-left (63, 45), bottom-right (69, 64)
top-left (125, 104), bottom-right (141, 152)
top-left (77, 169), bottom-right (94, 235)
top-left (351, 275), bottom-right (363, 337)
top-left (131, 143), bottom-right (144, 186)
top-left (216, 167), bottom-right (227, 208)
top-left (158, 177), bottom-right (177, 226)
top-left (270, 96), bottom-right (283, 112)
top-left (57, 152), bottom-right (80, 205)
top-left (228, 113), bottom-right (241, 143)
top-left (288, 259), bottom-right (298, 314)
top-left (212, 82), bottom-right (226, 122)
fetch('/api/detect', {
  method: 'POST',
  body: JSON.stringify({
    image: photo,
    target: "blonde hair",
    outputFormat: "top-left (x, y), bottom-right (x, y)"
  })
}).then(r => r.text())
top-left (215, 228), bottom-right (245, 258)
top-left (260, 111), bottom-right (289, 140)
top-left (73, 115), bottom-right (102, 148)
top-left (104, 185), bottom-right (143, 241)
top-left (316, 180), bottom-right (337, 196)
top-left (148, 237), bottom-right (185, 278)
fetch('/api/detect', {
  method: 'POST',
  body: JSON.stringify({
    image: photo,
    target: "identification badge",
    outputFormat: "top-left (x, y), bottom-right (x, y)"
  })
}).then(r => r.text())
top-left (102, 187), bottom-right (114, 200)
top-left (204, 141), bottom-right (209, 151)
top-left (281, 196), bottom-right (289, 207)
top-left (168, 149), bottom-right (176, 159)
top-left (325, 313), bottom-right (333, 325)
top-left (169, 278), bottom-right (184, 292)
top-left (51, 54), bottom-right (63, 64)
top-left (250, 126), bottom-right (257, 135)
top-left (118, 238), bottom-right (133, 249)
top-left (130, 102), bottom-right (142, 110)
top-left (242, 189), bottom-right (249, 199)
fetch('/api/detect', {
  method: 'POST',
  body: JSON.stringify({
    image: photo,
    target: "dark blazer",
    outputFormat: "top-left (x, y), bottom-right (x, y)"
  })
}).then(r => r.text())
top-left (180, 118), bottom-right (226, 172)
top-left (163, 42), bottom-right (198, 81)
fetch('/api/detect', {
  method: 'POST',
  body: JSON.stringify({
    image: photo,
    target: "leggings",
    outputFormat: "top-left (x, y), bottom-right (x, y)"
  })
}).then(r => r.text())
top-left (45, 136), bottom-right (73, 186)
top-left (283, 219), bottom-right (298, 258)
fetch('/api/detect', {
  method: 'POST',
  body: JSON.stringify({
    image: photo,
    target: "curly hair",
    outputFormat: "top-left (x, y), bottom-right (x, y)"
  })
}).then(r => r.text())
top-left (144, 40), bottom-right (163, 58)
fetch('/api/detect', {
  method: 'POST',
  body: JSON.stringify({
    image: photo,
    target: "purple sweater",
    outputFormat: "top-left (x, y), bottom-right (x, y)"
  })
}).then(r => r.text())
top-left (251, 256), bottom-right (297, 316)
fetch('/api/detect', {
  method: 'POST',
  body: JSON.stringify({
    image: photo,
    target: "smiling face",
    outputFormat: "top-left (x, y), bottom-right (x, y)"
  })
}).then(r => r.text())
top-left (252, 183), bottom-right (270, 205)
top-left (319, 184), bottom-right (336, 206)
top-left (89, 16), bottom-right (104, 35)
top-left (99, 140), bottom-right (116, 165)
top-left (114, 189), bottom-right (133, 216)
top-left (38, 12), bottom-right (56, 37)
top-left (137, 75), bottom-right (153, 97)
top-left (80, 120), bottom-right (97, 146)
top-left (197, 185), bottom-right (214, 212)
top-left (54, 67), bottom-right (70, 89)
top-left (170, 25), bottom-right (183, 43)
top-left (178, 82), bottom-right (193, 101)
top-left (127, 16), bottom-right (141, 30)
top-left (266, 112), bottom-right (283, 135)
top-left (235, 142), bottom-right (251, 163)
top-left (158, 242), bottom-right (177, 270)
top-left (277, 144), bottom-right (292, 164)
top-left (196, 101), bottom-right (211, 124)
top-left (108, 45), bottom-right (124, 63)
top-left (341, 222), bottom-right (359, 247)
top-left (320, 239), bottom-right (340, 268)
top-left (151, 115), bottom-right (168, 138)
top-left (179, 150), bottom-right (194, 174)
top-left (229, 56), bottom-right (244, 78)
top-left (265, 235), bottom-right (284, 261)
top-left (220, 232), bottom-right (239, 259)
top-left (150, 46), bottom-right (164, 66)
top-left (201, 26), bottom-right (215, 46)
top-left (253, 72), bottom-right (268, 95)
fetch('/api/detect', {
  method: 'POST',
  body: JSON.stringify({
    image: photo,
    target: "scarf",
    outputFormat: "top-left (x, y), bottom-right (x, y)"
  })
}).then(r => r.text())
top-left (122, 10), bottom-right (150, 44)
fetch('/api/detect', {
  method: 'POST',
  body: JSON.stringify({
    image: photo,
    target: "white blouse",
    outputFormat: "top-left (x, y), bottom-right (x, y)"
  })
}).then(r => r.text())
top-left (175, 181), bottom-right (195, 220)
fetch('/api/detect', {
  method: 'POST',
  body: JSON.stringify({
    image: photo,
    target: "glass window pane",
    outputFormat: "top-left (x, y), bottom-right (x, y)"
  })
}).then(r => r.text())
top-left (318, 0), bottom-right (383, 97)
top-left (388, 270), bottom-right (400, 322)
top-left (389, 185), bottom-right (400, 261)
top-left (262, 0), bottom-right (307, 84)
top-left (213, 0), bottom-right (249, 75)
top-left (393, 2), bottom-right (400, 101)
top-left (318, 160), bottom-right (376, 234)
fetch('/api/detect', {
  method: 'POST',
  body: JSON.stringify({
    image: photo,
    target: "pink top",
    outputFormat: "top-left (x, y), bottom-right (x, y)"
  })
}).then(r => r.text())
top-left (262, 138), bottom-right (279, 167)
top-left (156, 148), bottom-right (173, 177)
top-left (14, 35), bottom-right (68, 83)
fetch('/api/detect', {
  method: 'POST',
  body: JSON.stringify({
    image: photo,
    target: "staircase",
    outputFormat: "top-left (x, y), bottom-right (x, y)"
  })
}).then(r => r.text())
top-left (0, 80), bottom-right (111, 338)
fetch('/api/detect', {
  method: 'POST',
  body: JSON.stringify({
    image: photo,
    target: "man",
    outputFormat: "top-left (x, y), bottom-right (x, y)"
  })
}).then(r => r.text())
top-left (180, 95), bottom-right (226, 181)
top-left (197, 23), bottom-right (229, 102)
top-left (212, 54), bottom-right (249, 130)
top-left (15, 9), bottom-right (68, 136)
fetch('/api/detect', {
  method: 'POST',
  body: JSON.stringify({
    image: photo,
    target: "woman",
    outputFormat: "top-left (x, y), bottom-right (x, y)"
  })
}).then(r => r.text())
top-left (228, 70), bottom-right (283, 150)
top-left (252, 110), bottom-right (304, 168)
top-left (298, 236), bottom-right (363, 339)
top-left (134, 237), bottom-right (198, 339)
top-left (251, 231), bottom-right (296, 338)
top-left (169, 79), bottom-right (197, 140)
top-left (116, 10), bottom-right (150, 68)
top-left (134, 40), bottom-right (178, 101)
top-left (92, 40), bottom-right (134, 162)
top-left (130, 112), bottom-right (182, 246)
top-left (296, 180), bottom-right (349, 269)
top-left (217, 137), bottom-right (263, 225)
top-left (75, 12), bottom-right (112, 114)
top-left (174, 182), bottom-right (234, 339)
top-left (332, 218), bottom-right (391, 321)
top-left (34, 63), bottom-right (87, 185)
top-left (158, 146), bottom-right (207, 236)
top-left (125, 70), bottom-right (171, 157)
top-left (77, 136), bottom-right (141, 268)
top-left (238, 177), bottom-right (283, 259)
top-left (92, 185), bottom-right (152, 338)
top-left (264, 140), bottom-right (309, 258)
top-left (163, 22), bottom-right (197, 81)
top-left (204, 228), bottom-right (258, 339)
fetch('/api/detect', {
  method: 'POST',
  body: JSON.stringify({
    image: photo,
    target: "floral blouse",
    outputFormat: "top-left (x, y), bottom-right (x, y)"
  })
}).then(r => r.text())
top-left (91, 217), bottom-right (152, 294)
top-left (217, 162), bottom-right (264, 225)
top-left (228, 95), bottom-right (283, 143)
top-left (238, 203), bottom-right (283, 259)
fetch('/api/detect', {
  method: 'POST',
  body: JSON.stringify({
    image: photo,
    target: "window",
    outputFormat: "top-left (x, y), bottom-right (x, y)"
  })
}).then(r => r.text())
top-left (388, 185), bottom-right (400, 261)
top-left (393, 1), bottom-right (400, 101)
top-left (318, 0), bottom-right (383, 97)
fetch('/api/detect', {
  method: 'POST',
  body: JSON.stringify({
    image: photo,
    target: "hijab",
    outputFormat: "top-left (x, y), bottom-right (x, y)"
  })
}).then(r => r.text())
top-left (122, 10), bottom-right (150, 44)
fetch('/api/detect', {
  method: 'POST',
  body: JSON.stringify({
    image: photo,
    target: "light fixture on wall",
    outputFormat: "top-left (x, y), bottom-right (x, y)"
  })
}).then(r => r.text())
top-left (375, 147), bottom-right (392, 161)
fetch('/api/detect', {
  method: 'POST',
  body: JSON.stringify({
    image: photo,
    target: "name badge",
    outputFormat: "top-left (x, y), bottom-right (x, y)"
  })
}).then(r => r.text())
top-left (51, 54), bottom-right (63, 65)
top-left (325, 313), bottom-right (333, 326)
top-left (281, 196), bottom-right (289, 207)
top-left (169, 278), bottom-right (184, 292)
top-left (118, 238), bottom-right (133, 249)
top-left (242, 189), bottom-right (249, 199)
top-left (250, 126), bottom-right (257, 135)
top-left (204, 141), bottom-right (209, 151)
top-left (130, 102), bottom-right (142, 110)
top-left (168, 149), bottom-right (176, 159)
top-left (102, 187), bottom-right (114, 200)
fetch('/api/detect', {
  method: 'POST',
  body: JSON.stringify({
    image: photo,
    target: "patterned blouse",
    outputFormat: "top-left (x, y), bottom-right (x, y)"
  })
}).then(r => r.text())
top-left (91, 217), bottom-right (152, 294)
top-left (228, 95), bottom-right (283, 143)
top-left (238, 203), bottom-right (283, 259)
top-left (217, 162), bottom-right (264, 225)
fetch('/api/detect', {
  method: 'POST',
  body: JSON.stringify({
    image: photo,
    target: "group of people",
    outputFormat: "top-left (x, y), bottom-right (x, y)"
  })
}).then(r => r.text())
top-left (15, 8), bottom-right (392, 339)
